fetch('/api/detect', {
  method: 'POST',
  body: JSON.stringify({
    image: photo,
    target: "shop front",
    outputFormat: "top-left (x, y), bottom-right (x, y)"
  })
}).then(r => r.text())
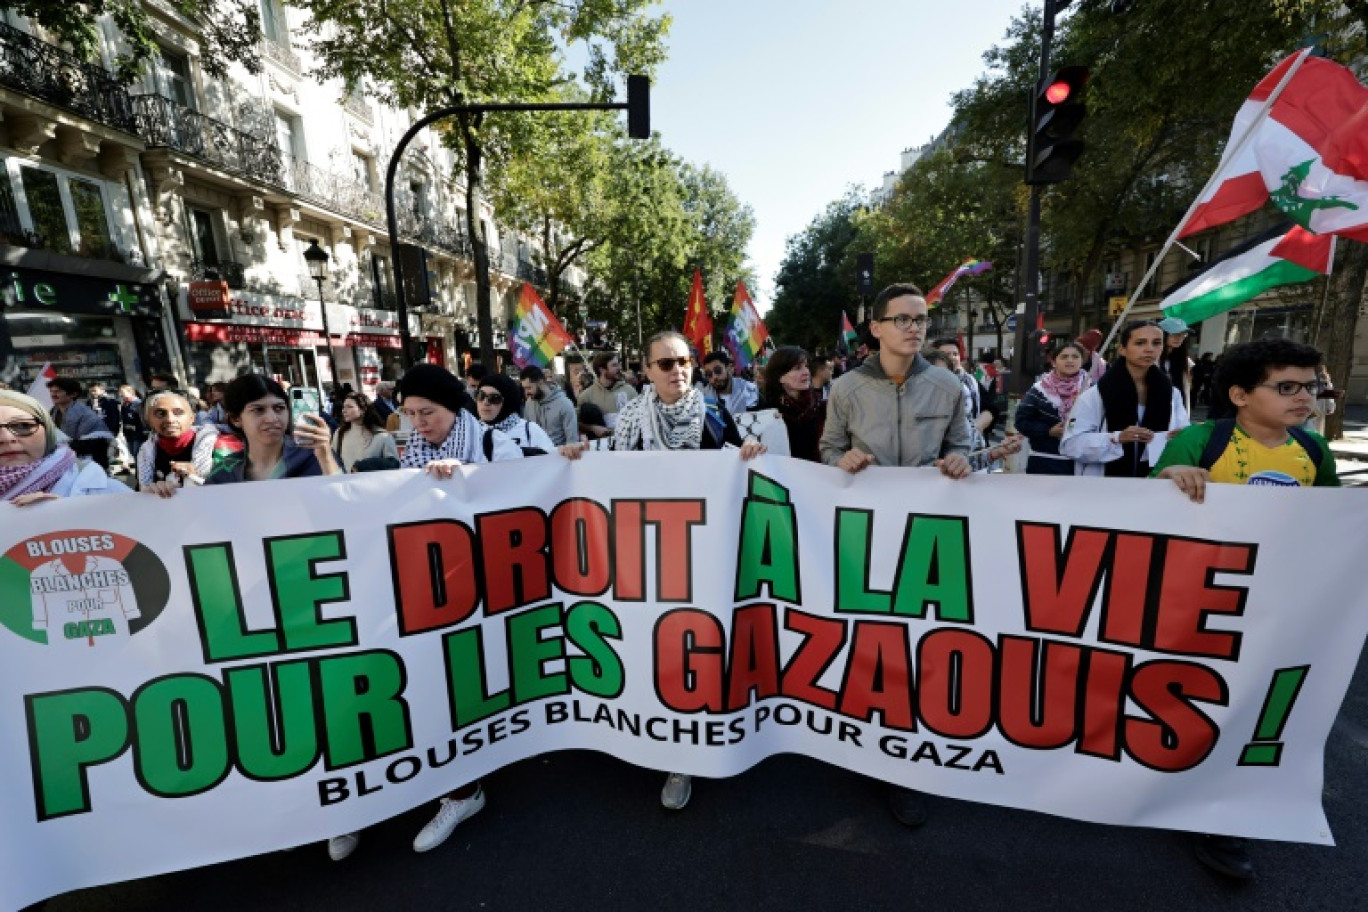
top-left (0, 263), bottom-right (172, 392)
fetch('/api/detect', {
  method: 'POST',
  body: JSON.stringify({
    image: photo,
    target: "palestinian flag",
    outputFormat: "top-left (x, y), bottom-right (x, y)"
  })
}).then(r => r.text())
top-left (1183, 50), bottom-right (1368, 241)
top-left (838, 311), bottom-right (859, 354)
top-left (1160, 223), bottom-right (1333, 324)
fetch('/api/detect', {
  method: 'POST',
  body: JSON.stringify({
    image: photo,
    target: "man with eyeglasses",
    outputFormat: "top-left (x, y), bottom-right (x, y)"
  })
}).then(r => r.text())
top-left (701, 350), bottom-right (758, 416)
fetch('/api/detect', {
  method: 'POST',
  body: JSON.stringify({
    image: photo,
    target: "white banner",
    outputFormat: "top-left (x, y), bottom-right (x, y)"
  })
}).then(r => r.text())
top-left (1, 454), bottom-right (1365, 908)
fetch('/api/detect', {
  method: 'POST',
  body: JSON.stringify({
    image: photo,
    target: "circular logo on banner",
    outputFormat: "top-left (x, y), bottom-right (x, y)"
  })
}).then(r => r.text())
top-left (1246, 471), bottom-right (1301, 488)
top-left (0, 530), bottom-right (170, 648)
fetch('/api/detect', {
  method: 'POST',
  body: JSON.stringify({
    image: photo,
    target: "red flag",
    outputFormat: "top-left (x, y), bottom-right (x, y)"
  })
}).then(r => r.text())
top-left (682, 268), bottom-right (713, 354)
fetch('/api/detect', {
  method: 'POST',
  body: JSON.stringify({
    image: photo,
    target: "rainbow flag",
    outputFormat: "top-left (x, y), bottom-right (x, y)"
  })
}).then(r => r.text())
top-left (723, 281), bottom-right (769, 369)
top-left (509, 284), bottom-right (574, 369)
top-left (925, 258), bottom-right (992, 307)
top-left (838, 312), bottom-right (859, 354)
top-left (682, 267), bottom-right (713, 355)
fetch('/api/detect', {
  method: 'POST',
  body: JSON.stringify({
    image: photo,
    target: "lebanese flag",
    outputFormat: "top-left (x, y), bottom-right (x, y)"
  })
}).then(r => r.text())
top-left (1161, 223), bottom-right (1333, 324)
top-left (25, 363), bottom-right (56, 410)
top-left (681, 268), bottom-right (713, 355)
top-left (1183, 50), bottom-right (1368, 241)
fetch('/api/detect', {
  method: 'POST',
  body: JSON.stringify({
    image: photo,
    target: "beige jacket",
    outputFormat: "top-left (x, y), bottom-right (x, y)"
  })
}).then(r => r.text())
top-left (820, 354), bottom-right (971, 467)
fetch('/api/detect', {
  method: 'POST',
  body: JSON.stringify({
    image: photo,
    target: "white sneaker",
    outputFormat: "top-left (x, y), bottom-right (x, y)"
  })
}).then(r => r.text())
top-left (327, 832), bottom-right (360, 861)
top-left (661, 773), bottom-right (692, 810)
top-left (413, 787), bottom-right (486, 853)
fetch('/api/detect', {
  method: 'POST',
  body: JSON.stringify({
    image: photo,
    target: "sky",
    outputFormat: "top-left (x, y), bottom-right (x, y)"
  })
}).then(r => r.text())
top-left (650, 0), bottom-right (1031, 311)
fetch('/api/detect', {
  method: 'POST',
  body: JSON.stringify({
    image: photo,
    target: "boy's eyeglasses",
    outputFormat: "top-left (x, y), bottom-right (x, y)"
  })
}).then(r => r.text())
top-left (1255, 380), bottom-right (1328, 397)
top-left (475, 391), bottom-right (504, 405)
top-left (872, 314), bottom-right (929, 331)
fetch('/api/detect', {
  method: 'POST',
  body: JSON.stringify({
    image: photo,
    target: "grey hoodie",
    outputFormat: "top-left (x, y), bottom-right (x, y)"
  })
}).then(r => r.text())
top-left (820, 353), bottom-right (970, 468)
top-left (523, 382), bottom-right (578, 446)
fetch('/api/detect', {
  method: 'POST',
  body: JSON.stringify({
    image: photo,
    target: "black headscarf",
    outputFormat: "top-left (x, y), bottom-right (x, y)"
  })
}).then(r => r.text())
top-left (1096, 361), bottom-right (1173, 478)
top-left (397, 363), bottom-right (477, 417)
top-left (478, 374), bottom-right (524, 426)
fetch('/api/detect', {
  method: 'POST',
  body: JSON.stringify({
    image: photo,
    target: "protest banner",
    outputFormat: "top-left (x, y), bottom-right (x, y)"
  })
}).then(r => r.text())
top-left (1, 454), bottom-right (1365, 908)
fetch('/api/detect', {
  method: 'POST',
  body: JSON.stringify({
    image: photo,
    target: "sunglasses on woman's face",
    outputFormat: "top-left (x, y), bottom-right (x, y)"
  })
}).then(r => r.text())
top-left (476, 391), bottom-right (504, 406)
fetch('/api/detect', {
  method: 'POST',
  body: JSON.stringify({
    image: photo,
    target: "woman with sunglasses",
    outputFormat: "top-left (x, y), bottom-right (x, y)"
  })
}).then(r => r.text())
top-left (1060, 320), bottom-right (1189, 478)
top-left (561, 331), bottom-right (764, 811)
top-left (1, 390), bottom-right (129, 505)
top-left (474, 374), bottom-right (554, 453)
top-left (136, 389), bottom-right (232, 496)
top-left (332, 391), bottom-right (398, 472)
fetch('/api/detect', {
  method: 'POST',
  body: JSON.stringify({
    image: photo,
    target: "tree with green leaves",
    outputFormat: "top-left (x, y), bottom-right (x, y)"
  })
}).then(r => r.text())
top-left (12, 0), bottom-right (261, 83)
top-left (295, 0), bottom-right (669, 368)
top-left (765, 191), bottom-right (867, 354)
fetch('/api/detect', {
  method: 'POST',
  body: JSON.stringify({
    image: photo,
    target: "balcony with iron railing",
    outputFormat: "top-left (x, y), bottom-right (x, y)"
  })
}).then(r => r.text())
top-left (190, 259), bottom-right (247, 289)
top-left (281, 154), bottom-right (386, 226)
top-left (0, 22), bottom-right (136, 134)
top-left (133, 94), bottom-right (284, 185)
top-left (260, 36), bottom-right (302, 74)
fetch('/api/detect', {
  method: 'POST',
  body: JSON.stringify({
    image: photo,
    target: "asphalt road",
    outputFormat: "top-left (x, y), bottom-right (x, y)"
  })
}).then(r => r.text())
top-left (40, 644), bottom-right (1368, 912)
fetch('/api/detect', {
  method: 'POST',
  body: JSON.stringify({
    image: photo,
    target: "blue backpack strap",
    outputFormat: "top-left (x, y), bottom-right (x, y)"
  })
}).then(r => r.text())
top-left (1286, 425), bottom-right (1325, 470)
top-left (1197, 419), bottom-right (1237, 471)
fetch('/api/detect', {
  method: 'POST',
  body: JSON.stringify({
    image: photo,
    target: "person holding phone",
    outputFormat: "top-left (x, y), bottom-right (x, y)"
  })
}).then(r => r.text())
top-left (206, 375), bottom-right (341, 483)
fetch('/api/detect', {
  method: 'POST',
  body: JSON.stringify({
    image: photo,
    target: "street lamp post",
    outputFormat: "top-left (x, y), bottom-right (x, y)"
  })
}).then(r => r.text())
top-left (386, 77), bottom-right (651, 371)
top-left (303, 239), bottom-right (335, 392)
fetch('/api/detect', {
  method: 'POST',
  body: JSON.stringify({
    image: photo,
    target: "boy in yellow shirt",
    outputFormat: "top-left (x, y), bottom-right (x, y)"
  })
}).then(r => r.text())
top-left (1149, 336), bottom-right (1337, 880)
top-left (1152, 337), bottom-right (1338, 503)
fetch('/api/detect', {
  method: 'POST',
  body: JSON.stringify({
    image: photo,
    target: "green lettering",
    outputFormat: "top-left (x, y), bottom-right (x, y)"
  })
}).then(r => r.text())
top-left (509, 603), bottom-right (569, 703)
top-left (444, 627), bottom-right (511, 728)
top-left (32, 282), bottom-right (55, 305)
top-left (317, 650), bottom-right (412, 766)
top-left (835, 509), bottom-right (891, 614)
top-left (892, 516), bottom-right (973, 622)
top-left (133, 675), bottom-right (230, 797)
top-left (225, 661), bottom-right (321, 779)
top-left (25, 688), bottom-right (130, 819)
top-left (566, 602), bottom-right (624, 698)
top-left (735, 474), bottom-right (800, 603)
top-left (185, 543), bottom-right (280, 662)
top-left (267, 532), bottom-right (356, 651)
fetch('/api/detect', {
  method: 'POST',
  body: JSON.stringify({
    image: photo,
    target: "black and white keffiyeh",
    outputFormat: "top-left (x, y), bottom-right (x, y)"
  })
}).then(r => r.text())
top-left (613, 386), bottom-right (705, 451)
top-left (401, 410), bottom-right (481, 467)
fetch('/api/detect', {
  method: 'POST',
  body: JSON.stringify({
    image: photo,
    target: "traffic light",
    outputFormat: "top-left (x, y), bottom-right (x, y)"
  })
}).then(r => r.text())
top-left (1033, 329), bottom-right (1052, 350)
top-left (1025, 65), bottom-right (1089, 185)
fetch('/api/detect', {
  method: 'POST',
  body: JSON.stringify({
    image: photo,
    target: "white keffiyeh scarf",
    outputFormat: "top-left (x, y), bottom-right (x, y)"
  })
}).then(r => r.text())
top-left (613, 386), bottom-right (705, 451)
top-left (401, 410), bottom-right (480, 467)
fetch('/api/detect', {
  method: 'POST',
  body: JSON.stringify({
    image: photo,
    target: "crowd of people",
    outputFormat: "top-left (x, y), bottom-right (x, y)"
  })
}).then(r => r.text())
top-left (0, 282), bottom-right (1346, 882)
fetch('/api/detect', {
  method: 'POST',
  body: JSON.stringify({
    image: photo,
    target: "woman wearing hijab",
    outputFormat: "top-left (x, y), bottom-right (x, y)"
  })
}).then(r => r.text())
top-left (1, 390), bottom-right (128, 505)
top-left (1014, 342), bottom-right (1091, 476)
top-left (398, 363), bottom-right (524, 474)
top-left (474, 373), bottom-right (555, 454)
top-left (561, 331), bottom-right (764, 811)
top-left (1060, 321), bottom-right (1190, 478)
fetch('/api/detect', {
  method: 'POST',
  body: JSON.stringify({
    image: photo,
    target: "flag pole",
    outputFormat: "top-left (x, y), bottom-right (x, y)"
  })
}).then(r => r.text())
top-left (1101, 47), bottom-right (1315, 354)
top-left (1311, 234), bottom-right (1339, 346)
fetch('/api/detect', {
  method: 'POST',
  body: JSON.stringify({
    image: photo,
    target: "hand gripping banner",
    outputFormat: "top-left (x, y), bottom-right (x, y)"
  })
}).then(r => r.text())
top-left (1, 454), bottom-right (1365, 908)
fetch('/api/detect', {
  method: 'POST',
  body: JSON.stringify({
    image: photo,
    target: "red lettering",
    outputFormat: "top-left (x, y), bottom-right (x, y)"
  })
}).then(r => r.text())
top-left (1099, 533), bottom-right (1154, 648)
top-left (917, 629), bottom-right (995, 739)
top-left (1018, 524), bottom-right (1110, 637)
top-left (1125, 661), bottom-right (1226, 772)
top-left (780, 610), bottom-right (844, 710)
top-left (549, 499), bottom-right (612, 596)
top-left (1153, 540), bottom-right (1253, 660)
top-left (654, 609), bottom-right (724, 712)
top-left (1078, 648), bottom-right (1130, 760)
top-left (839, 621), bottom-right (915, 730)
top-left (612, 501), bottom-right (645, 600)
top-left (476, 508), bottom-right (550, 615)
top-left (388, 520), bottom-right (480, 634)
top-left (726, 604), bottom-right (780, 710)
top-left (997, 636), bottom-right (1082, 750)
top-left (644, 501), bottom-right (705, 601)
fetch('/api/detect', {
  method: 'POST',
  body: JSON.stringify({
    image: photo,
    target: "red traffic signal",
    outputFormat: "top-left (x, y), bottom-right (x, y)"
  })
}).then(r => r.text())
top-left (1035, 331), bottom-right (1052, 347)
top-left (1026, 65), bottom-right (1090, 185)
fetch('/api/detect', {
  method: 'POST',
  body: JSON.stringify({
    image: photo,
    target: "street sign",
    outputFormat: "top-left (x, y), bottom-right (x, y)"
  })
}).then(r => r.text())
top-left (1006, 315), bottom-right (1017, 331)
top-left (1109, 296), bottom-right (1128, 316)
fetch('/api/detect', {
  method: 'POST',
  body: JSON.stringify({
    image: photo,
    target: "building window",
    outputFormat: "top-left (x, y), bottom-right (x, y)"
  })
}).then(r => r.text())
top-left (158, 48), bottom-right (196, 109)
top-left (260, 0), bottom-right (288, 44)
top-left (352, 151), bottom-right (375, 192)
top-left (371, 252), bottom-right (394, 308)
top-left (5, 160), bottom-right (120, 260)
top-left (408, 180), bottom-right (427, 220)
top-left (274, 110), bottom-right (301, 160)
top-left (189, 209), bottom-right (223, 265)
